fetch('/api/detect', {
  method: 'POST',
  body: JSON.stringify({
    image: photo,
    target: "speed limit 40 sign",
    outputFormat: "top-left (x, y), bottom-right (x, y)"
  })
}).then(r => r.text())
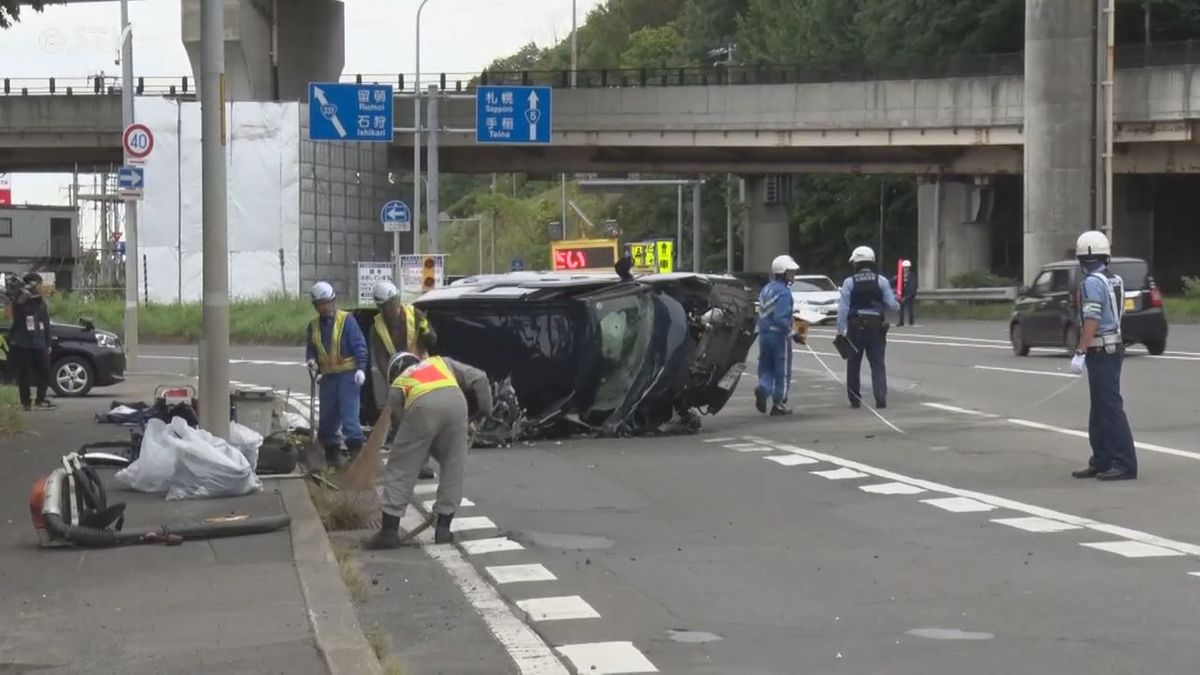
top-left (123, 123), bottom-right (154, 163)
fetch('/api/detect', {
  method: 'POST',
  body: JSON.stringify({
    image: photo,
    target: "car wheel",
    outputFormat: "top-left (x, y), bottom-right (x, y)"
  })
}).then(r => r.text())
top-left (1010, 323), bottom-right (1030, 356)
top-left (52, 356), bottom-right (94, 397)
top-left (1144, 339), bottom-right (1166, 356)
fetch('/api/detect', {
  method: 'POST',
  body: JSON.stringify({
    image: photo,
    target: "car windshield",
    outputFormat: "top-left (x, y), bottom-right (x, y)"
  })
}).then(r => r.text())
top-left (589, 293), bottom-right (655, 413)
top-left (1108, 260), bottom-right (1149, 290)
top-left (793, 278), bottom-right (837, 292)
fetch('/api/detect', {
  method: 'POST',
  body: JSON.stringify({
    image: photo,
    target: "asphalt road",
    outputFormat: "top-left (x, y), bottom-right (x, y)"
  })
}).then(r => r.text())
top-left (133, 320), bottom-right (1200, 674)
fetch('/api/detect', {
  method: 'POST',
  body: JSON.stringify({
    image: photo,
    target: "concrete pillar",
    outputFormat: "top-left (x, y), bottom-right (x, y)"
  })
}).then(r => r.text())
top-left (1023, 0), bottom-right (1097, 282)
top-left (182, 0), bottom-right (345, 102)
top-left (917, 177), bottom-right (992, 288)
top-left (741, 175), bottom-right (790, 274)
top-left (1112, 175), bottom-right (1154, 261)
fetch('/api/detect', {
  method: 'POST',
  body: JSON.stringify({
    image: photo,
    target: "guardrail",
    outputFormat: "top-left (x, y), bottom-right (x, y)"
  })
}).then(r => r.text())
top-left (917, 287), bottom-right (1018, 303)
top-left (5, 40), bottom-right (1200, 97)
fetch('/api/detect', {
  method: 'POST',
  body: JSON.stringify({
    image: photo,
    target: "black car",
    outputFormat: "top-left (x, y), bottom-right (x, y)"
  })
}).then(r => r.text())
top-left (0, 318), bottom-right (127, 396)
top-left (1010, 257), bottom-right (1168, 356)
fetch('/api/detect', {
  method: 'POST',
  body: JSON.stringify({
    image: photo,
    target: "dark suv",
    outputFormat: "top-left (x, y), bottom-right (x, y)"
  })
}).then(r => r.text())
top-left (1010, 257), bottom-right (1168, 356)
top-left (0, 318), bottom-right (127, 396)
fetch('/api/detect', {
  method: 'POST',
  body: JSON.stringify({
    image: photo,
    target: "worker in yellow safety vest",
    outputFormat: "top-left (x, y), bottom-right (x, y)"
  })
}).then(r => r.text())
top-left (305, 281), bottom-right (369, 468)
top-left (363, 351), bottom-right (492, 549)
top-left (368, 280), bottom-right (439, 479)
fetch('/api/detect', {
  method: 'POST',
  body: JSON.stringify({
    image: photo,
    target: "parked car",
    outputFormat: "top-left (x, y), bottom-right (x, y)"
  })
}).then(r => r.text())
top-left (0, 318), bottom-right (126, 396)
top-left (1010, 257), bottom-right (1167, 356)
top-left (790, 275), bottom-right (840, 325)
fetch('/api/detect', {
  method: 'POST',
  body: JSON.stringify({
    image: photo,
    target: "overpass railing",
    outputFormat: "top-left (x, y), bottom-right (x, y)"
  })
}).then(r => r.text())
top-left (5, 40), bottom-right (1200, 97)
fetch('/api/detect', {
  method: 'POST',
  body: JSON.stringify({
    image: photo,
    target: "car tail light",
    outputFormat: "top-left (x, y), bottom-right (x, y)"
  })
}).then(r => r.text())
top-left (1149, 287), bottom-right (1163, 308)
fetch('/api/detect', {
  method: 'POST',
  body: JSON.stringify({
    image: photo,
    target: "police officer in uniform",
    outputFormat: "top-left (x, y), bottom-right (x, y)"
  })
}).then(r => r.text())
top-left (836, 246), bottom-right (900, 409)
top-left (1069, 231), bottom-right (1138, 481)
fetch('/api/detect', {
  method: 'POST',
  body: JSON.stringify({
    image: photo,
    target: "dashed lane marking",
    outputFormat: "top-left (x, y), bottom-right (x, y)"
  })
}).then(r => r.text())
top-left (1080, 541), bottom-right (1188, 558)
top-left (1007, 418), bottom-right (1200, 462)
top-left (486, 564), bottom-right (558, 585)
top-left (991, 517), bottom-right (1082, 533)
top-left (556, 641), bottom-right (659, 674)
top-left (764, 454), bottom-right (820, 467)
top-left (702, 437), bottom-right (735, 443)
top-left (421, 498), bottom-right (475, 511)
top-left (810, 468), bottom-right (869, 480)
top-left (516, 596), bottom-right (602, 622)
top-left (461, 537), bottom-right (526, 555)
top-left (724, 443), bottom-right (774, 453)
top-left (859, 482), bottom-right (926, 495)
top-left (921, 403), bottom-right (999, 418)
top-left (921, 497), bottom-right (998, 513)
top-left (450, 516), bottom-right (497, 533)
top-left (973, 365), bottom-right (1077, 378)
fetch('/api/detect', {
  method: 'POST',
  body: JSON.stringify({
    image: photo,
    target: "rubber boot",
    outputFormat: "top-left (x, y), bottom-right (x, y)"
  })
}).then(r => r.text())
top-left (324, 444), bottom-right (344, 469)
top-left (434, 513), bottom-right (454, 544)
top-left (362, 513), bottom-right (403, 550)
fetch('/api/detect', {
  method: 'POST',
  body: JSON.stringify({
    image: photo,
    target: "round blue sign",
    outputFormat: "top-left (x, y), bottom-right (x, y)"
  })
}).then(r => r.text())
top-left (380, 200), bottom-right (411, 229)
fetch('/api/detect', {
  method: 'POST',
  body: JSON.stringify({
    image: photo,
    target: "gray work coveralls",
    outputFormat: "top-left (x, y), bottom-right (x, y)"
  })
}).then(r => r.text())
top-left (379, 357), bottom-right (492, 519)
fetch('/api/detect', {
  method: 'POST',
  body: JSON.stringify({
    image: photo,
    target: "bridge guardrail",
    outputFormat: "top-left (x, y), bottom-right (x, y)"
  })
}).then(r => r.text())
top-left (918, 287), bottom-right (1018, 303)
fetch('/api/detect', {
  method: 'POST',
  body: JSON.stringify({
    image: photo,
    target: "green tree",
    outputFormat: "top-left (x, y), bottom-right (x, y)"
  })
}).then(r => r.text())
top-left (1, 0), bottom-right (52, 29)
top-left (675, 0), bottom-right (749, 64)
top-left (736, 0), bottom-right (865, 65)
top-left (620, 25), bottom-right (684, 68)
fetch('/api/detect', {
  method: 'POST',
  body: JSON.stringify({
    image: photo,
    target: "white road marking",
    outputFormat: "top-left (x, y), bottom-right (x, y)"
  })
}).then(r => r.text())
top-left (746, 437), bottom-right (1200, 558)
top-left (423, 541), bottom-right (569, 674)
top-left (143, 354), bottom-right (305, 367)
top-left (1007, 418), bottom-right (1200, 462)
top-left (810, 468), bottom-right (869, 480)
top-left (556, 642), bottom-right (659, 674)
top-left (1146, 354), bottom-right (1200, 362)
top-left (516, 596), bottom-right (601, 622)
top-left (860, 482), bottom-right (926, 495)
top-left (725, 443), bottom-right (773, 453)
top-left (451, 516), bottom-right (497, 532)
top-left (421, 498), bottom-right (475, 511)
top-left (461, 537), bottom-right (526, 555)
top-left (486, 563), bottom-right (558, 585)
top-left (921, 497), bottom-right (998, 513)
top-left (764, 454), bottom-right (820, 466)
top-left (973, 365), bottom-right (1077, 379)
top-left (1080, 541), bottom-right (1188, 558)
top-left (792, 349), bottom-right (842, 358)
top-left (922, 403), bottom-right (999, 418)
top-left (991, 517), bottom-right (1082, 533)
top-left (1189, 572), bottom-right (1200, 578)
top-left (413, 483), bottom-right (438, 496)
top-left (702, 437), bottom-right (735, 443)
top-left (810, 328), bottom-right (1008, 345)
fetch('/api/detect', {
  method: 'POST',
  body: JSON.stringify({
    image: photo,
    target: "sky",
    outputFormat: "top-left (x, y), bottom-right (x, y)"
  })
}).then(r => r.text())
top-left (1, 0), bottom-right (602, 246)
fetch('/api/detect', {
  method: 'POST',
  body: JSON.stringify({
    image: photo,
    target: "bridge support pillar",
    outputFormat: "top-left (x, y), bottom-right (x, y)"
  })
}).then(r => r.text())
top-left (182, 0), bottom-right (345, 101)
top-left (917, 177), bottom-right (992, 289)
top-left (741, 175), bottom-right (791, 274)
top-left (1023, 0), bottom-right (1097, 283)
top-left (1113, 175), bottom-right (1154, 262)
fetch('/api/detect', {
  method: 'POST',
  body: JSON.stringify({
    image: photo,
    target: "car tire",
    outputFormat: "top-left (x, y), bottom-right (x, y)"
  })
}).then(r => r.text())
top-left (1144, 339), bottom-right (1166, 356)
top-left (1010, 323), bottom-right (1030, 357)
top-left (52, 355), bottom-right (94, 397)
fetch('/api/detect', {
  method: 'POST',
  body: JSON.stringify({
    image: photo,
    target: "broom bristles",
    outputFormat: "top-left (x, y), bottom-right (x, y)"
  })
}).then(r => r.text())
top-left (342, 413), bottom-right (390, 490)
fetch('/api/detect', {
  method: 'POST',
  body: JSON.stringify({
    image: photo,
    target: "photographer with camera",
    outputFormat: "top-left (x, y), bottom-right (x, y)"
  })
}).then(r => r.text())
top-left (6, 272), bottom-right (56, 411)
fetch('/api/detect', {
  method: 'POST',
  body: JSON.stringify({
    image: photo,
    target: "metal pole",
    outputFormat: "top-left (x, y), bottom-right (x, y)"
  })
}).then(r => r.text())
top-left (570, 0), bottom-right (578, 88)
top-left (199, 0), bottom-right (229, 439)
top-left (676, 185), bottom-right (683, 270)
top-left (692, 182), bottom-right (701, 273)
top-left (1104, 0), bottom-right (1115, 239)
top-left (413, 0), bottom-right (431, 260)
top-left (878, 180), bottom-right (885, 266)
top-left (119, 0), bottom-right (138, 371)
top-left (478, 218), bottom-right (483, 274)
top-left (725, 175), bottom-right (733, 273)
top-left (426, 84), bottom-right (440, 253)
top-left (561, 173), bottom-right (568, 238)
top-left (490, 173), bottom-right (497, 273)
top-left (739, 177), bottom-right (748, 273)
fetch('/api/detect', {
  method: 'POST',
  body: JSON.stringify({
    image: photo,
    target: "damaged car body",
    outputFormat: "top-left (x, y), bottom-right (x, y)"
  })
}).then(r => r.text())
top-left (357, 272), bottom-right (756, 443)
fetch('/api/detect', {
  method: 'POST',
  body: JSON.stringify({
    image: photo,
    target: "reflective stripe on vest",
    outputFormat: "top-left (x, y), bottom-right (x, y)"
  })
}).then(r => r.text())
top-left (390, 356), bottom-right (458, 408)
top-left (311, 311), bottom-right (356, 374)
top-left (374, 305), bottom-right (420, 357)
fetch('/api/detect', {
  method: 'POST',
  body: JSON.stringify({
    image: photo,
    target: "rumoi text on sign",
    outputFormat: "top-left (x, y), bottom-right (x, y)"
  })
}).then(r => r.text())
top-left (123, 123), bottom-right (155, 162)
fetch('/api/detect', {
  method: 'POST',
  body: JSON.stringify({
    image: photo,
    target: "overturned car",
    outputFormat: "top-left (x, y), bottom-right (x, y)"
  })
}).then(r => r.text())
top-left (388, 272), bottom-right (757, 441)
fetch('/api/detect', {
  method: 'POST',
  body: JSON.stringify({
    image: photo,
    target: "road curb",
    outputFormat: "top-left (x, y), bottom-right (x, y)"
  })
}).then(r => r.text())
top-left (279, 480), bottom-right (384, 675)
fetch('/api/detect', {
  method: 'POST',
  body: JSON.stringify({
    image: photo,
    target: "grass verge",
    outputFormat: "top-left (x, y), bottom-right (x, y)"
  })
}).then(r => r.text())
top-left (364, 624), bottom-right (408, 675)
top-left (331, 540), bottom-right (369, 604)
top-left (307, 473), bottom-right (375, 531)
top-left (48, 292), bottom-right (316, 345)
top-left (0, 386), bottom-right (26, 438)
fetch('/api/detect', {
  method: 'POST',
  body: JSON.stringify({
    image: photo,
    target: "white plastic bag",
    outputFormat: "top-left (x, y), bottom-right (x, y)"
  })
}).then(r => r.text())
top-left (228, 421), bottom-right (264, 470)
top-left (165, 418), bottom-right (263, 500)
top-left (114, 419), bottom-right (176, 493)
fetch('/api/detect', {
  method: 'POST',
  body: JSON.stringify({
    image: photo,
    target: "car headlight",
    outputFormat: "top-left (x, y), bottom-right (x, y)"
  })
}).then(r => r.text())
top-left (95, 331), bottom-right (121, 349)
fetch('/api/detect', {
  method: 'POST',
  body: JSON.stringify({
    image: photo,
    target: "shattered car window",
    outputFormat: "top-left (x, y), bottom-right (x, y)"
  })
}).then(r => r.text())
top-left (592, 294), bottom-right (654, 415)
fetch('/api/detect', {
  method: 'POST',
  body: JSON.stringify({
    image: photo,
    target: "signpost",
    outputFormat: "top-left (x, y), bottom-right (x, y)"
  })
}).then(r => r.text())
top-left (550, 238), bottom-right (618, 272)
top-left (475, 85), bottom-right (552, 144)
top-left (117, 166), bottom-right (144, 200)
top-left (380, 200), bottom-right (411, 233)
top-left (511, 258), bottom-right (524, 272)
top-left (308, 83), bottom-right (395, 142)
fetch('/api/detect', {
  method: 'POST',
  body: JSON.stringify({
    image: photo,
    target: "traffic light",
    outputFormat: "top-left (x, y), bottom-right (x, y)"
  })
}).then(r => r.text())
top-left (421, 256), bottom-right (436, 293)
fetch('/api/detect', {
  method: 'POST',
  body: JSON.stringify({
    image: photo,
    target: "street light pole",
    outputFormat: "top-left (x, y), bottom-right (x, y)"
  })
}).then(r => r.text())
top-left (412, 0), bottom-right (431, 263)
top-left (570, 0), bottom-right (578, 88)
top-left (199, 0), bottom-right (229, 439)
top-left (119, 0), bottom-right (139, 371)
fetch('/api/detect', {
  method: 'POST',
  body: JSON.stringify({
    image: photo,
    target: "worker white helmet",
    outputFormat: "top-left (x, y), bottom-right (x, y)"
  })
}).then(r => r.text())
top-left (771, 255), bottom-right (800, 275)
top-left (372, 281), bottom-right (399, 306)
top-left (310, 281), bottom-right (336, 303)
top-left (1075, 230), bottom-right (1111, 258)
top-left (386, 351), bottom-right (421, 382)
top-left (901, 259), bottom-right (912, 268)
top-left (849, 246), bottom-right (876, 264)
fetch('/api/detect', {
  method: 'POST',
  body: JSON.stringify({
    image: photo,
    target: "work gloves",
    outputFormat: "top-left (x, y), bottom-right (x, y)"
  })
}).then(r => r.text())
top-left (1069, 352), bottom-right (1087, 375)
top-left (354, 370), bottom-right (366, 386)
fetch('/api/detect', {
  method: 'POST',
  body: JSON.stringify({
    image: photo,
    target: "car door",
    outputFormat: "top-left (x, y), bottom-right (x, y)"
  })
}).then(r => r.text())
top-left (1018, 270), bottom-right (1055, 344)
top-left (1043, 268), bottom-right (1076, 345)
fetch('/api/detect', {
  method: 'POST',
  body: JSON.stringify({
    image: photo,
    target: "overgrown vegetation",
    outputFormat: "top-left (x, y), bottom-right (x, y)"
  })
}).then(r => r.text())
top-left (0, 386), bottom-right (25, 437)
top-left (307, 472), bottom-right (375, 531)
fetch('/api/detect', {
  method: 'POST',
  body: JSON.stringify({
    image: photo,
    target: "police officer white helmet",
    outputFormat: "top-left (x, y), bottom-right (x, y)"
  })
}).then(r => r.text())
top-left (386, 351), bottom-right (421, 382)
top-left (1075, 230), bottom-right (1111, 259)
top-left (310, 281), bottom-right (336, 303)
top-left (372, 281), bottom-right (400, 306)
top-left (849, 246), bottom-right (876, 264)
top-left (901, 260), bottom-right (912, 268)
top-left (771, 255), bottom-right (800, 275)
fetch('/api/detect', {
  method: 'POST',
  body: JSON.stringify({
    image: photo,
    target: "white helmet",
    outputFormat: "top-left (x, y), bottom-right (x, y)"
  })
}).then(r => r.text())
top-left (310, 281), bottom-right (335, 303)
top-left (901, 260), bottom-right (912, 268)
top-left (372, 281), bottom-right (399, 306)
top-left (1076, 230), bottom-right (1111, 257)
top-left (771, 255), bottom-right (800, 275)
top-left (849, 246), bottom-right (876, 264)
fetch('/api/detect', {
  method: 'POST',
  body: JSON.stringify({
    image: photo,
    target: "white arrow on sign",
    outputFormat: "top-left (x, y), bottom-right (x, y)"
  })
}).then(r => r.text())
top-left (527, 90), bottom-right (539, 141)
top-left (124, 171), bottom-right (143, 188)
top-left (313, 86), bottom-right (348, 139)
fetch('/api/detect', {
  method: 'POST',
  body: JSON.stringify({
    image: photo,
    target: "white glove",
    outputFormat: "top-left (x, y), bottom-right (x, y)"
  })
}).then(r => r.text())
top-left (1069, 352), bottom-right (1086, 375)
top-left (354, 370), bottom-right (366, 386)
top-left (306, 359), bottom-right (317, 371)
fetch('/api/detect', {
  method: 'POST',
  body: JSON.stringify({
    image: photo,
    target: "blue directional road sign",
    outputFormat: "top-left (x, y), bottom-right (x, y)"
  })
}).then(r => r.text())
top-left (511, 257), bottom-right (524, 272)
top-left (117, 166), bottom-right (144, 199)
top-left (476, 85), bottom-right (552, 144)
top-left (308, 83), bottom-right (394, 142)
top-left (380, 200), bottom-right (411, 233)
